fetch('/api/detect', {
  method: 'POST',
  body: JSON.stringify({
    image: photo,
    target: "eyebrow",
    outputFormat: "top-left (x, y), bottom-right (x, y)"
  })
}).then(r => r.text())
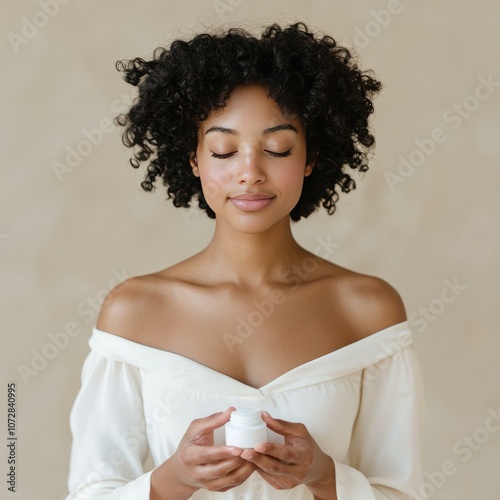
top-left (204, 124), bottom-right (298, 136)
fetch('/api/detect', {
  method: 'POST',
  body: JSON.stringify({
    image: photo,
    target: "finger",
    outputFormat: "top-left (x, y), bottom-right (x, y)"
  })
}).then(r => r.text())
top-left (189, 407), bottom-right (236, 437)
top-left (240, 443), bottom-right (299, 472)
top-left (240, 448), bottom-right (294, 475)
top-left (193, 456), bottom-right (250, 481)
top-left (202, 461), bottom-right (256, 492)
top-left (186, 445), bottom-right (242, 465)
top-left (252, 442), bottom-right (299, 464)
top-left (260, 411), bottom-right (308, 438)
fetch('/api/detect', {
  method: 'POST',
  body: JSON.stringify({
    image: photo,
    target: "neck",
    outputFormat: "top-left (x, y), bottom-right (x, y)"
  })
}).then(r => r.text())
top-left (199, 217), bottom-right (310, 288)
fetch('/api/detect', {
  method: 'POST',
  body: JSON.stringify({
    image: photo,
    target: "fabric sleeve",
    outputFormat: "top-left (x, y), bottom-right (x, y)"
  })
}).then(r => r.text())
top-left (65, 349), bottom-right (158, 499)
top-left (332, 344), bottom-right (426, 500)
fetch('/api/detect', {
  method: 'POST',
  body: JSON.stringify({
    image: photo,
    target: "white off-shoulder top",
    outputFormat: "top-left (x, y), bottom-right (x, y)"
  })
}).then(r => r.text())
top-left (65, 320), bottom-right (426, 499)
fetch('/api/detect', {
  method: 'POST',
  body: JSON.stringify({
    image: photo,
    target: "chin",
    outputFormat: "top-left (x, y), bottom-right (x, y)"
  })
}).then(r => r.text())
top-left (222, 212), bottom-right (292, 234)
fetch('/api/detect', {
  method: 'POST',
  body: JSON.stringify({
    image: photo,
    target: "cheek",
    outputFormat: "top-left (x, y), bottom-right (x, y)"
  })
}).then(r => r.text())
top-left (275, 163), bottom-right (307, 198)
top-left (198, 163), bottom-right (231, 203)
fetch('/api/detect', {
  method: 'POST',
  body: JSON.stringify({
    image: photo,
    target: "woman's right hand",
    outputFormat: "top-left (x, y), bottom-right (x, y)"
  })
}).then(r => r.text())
top-left (151, 407), bottom-right (256, 499)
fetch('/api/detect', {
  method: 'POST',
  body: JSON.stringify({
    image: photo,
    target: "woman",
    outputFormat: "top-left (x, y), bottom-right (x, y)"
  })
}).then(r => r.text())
top-left (66, 22), bottom-right (425, 499)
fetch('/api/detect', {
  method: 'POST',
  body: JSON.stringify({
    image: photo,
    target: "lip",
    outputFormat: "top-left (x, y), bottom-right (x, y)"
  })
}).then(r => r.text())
top-left (229, 195), bottom-right (275, 212)
top-left (230, 193), bottom-right (275, 201)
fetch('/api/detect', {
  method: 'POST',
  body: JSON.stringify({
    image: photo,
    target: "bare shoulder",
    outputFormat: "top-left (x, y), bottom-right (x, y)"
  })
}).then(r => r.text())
top-left (323, 264), bottom-right (408, 341)
top-left (95, 272), bottom-right (174, 342)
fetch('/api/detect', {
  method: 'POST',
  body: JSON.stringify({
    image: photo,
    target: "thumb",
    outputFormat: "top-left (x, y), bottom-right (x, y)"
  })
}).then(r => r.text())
top-left (191, 406), bottom-right (236, 435)
top-left (261, 411), bottom-right (303, 436)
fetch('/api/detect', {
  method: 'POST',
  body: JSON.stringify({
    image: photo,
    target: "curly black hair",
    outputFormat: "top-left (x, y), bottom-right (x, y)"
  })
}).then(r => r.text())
top-left (113, 22), bottom-right (383, 221)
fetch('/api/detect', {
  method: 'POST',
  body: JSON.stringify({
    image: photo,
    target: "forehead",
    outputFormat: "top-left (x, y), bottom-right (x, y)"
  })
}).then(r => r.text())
top-left (198, 84), bottom-right (304, 135)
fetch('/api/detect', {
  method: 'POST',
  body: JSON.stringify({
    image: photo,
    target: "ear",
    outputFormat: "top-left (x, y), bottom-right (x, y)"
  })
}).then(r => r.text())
top-left (189, 151), bottom-right (199, 177)
top-left (304, 157), bottom-right (316, 177)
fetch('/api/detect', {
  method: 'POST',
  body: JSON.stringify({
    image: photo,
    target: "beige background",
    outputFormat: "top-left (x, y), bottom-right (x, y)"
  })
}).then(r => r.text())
top-left (1, 1), bottom-right (499, 499)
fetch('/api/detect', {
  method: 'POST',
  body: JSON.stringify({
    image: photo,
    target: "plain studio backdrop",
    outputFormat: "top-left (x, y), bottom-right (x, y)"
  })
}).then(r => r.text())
top-left (1, 1), bottom-right (499, 499)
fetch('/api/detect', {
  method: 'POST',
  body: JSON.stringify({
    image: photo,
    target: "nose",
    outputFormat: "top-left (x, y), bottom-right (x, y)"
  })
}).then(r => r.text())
top-left (232, 148), bottom-right (266, 185)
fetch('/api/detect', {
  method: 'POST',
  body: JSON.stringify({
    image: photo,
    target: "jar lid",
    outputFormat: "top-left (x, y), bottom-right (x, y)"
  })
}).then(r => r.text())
top-left (230, 408), bottom-right (262, 426)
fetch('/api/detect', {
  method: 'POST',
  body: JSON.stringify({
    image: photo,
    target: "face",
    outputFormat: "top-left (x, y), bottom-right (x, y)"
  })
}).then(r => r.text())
top-left (189, 84), bottom-right (314, 233)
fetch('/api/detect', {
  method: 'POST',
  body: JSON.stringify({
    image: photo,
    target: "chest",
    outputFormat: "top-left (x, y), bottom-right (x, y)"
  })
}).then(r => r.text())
top-left (147, 284), bottom-right (355, 389)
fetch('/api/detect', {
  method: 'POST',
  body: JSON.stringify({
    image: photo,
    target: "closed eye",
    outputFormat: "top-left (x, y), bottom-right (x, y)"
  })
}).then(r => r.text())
top-left (266, 149), bottom-right (292, 158)
top-left (211, 149), bottom-right (292, 159)
top-left (211, 151), bottom-right (236, 159)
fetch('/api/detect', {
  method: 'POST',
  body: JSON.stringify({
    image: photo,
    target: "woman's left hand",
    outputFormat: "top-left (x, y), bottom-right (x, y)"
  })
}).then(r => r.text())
top-left (239, 411), bottom-right (337, 498)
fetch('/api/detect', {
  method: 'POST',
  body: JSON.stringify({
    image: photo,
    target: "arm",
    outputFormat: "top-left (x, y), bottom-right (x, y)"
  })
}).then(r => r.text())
top-left (332, 341), bottom-right (426, 499)
top-left (340, 278), bottom-right (425, 498)
top-left (65, 348), bottom-right (155, 499)
top-left (332, 277), bottom-right (426, 498)
top-left (65, 279), bottom-right (167, 499)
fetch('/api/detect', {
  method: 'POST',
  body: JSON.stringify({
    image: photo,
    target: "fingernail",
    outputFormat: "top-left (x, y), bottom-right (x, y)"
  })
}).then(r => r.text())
top-left (230, 448), bottom-right (241, 456)
top-left (254, 443), bottom-right (266, 452)
top-left (261, 410), bottom-right (270, 417)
